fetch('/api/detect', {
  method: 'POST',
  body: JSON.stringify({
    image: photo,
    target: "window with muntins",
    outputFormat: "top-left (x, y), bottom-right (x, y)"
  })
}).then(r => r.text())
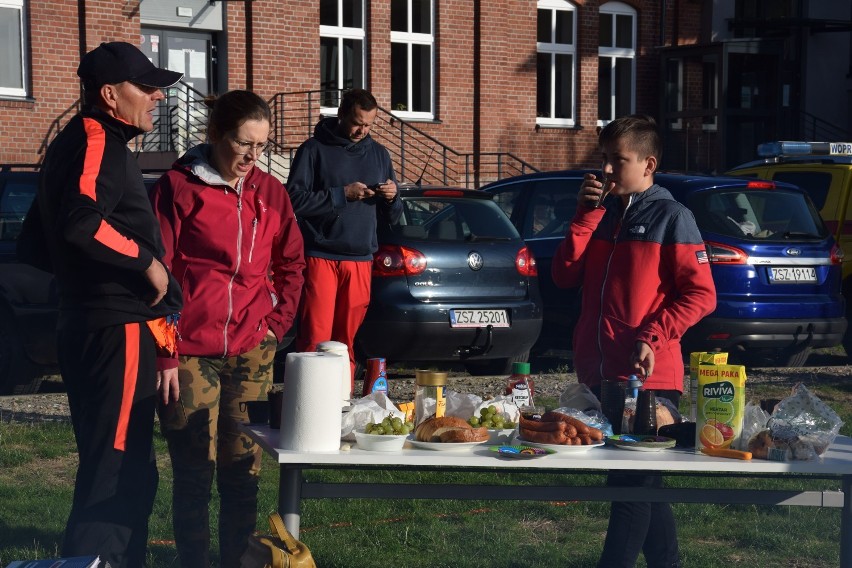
top-left (320, 0), bottom-right (365, 110)
top-left (0, 0), bottom-right (27, 98)
top-left (536, 0), bottom-right (576, 127)
top-left (390, 0), bottom-right (434, 119)
top-left (598, 1), bottom-right (636, 125)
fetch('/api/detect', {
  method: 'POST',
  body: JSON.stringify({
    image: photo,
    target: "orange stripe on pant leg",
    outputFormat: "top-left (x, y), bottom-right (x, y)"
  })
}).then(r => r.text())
top-left (115, 322), bottom-right (140, 451)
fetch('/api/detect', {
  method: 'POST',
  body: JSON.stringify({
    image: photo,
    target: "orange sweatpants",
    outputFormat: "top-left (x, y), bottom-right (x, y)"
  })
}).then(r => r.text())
top-left (295, 257), bottom-right (372, 389)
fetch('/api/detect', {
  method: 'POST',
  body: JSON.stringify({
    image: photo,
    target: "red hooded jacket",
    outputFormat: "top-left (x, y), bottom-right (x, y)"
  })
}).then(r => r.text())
top-left (150, 146), bottom-right (305, 358)
top-left (552, 184), bottom-right (716, 392)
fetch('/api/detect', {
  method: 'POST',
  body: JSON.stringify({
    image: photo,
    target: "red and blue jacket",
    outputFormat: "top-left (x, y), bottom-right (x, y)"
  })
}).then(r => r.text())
top-left (552, 184), bottom-right (716, 392)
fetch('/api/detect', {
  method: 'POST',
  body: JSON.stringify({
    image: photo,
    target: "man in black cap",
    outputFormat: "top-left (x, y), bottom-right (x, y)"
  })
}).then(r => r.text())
top-left (18, 41), bottom-right (184, 567)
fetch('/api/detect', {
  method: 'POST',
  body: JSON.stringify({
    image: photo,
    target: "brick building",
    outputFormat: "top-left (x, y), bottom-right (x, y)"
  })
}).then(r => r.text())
top-left (3, 1), bottom-right (848, 181)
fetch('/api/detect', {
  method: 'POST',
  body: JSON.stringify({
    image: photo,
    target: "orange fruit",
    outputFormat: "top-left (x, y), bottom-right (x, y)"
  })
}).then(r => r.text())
top-left (700, 424), bottom-right (725, 448)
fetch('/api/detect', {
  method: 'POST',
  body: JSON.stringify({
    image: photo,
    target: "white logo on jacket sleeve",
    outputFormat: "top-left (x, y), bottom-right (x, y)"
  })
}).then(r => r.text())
top-left (696, 250), bottom-right (709, 264)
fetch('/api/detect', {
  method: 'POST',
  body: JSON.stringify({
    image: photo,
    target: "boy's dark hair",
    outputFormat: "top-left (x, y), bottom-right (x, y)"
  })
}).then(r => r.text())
top-left (339, 88), bottom-right (378, 119)
top-left (599, 114), bottom-right (662, 162)
top-left (206, 90), bottom-right (272, 139)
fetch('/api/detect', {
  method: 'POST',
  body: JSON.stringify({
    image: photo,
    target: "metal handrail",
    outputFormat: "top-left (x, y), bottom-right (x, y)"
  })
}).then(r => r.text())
top-left (267, 89), bottom-right (538, 188)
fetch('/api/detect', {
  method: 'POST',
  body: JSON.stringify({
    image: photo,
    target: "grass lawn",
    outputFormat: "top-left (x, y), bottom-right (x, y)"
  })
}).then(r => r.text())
top-left (1, 373), bottom-right (849, 567)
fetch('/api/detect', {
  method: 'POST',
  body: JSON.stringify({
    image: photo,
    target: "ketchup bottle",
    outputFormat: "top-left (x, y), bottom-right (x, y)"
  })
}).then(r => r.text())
top-left (505, 362), bottom-right (535, 408)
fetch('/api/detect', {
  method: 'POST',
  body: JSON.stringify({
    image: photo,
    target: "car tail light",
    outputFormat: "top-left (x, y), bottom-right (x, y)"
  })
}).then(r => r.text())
top-left (746, 180), bottom-right (775, 190)
top-left (707, 332), bottom-right (731, 340)
top-left (516, 246), bottom-right (538, 276)
top-left (372, 244), bottom-right (427, 277)
top-left (704, 241), bottom-right (748, 264)
top-left (831, 244), bottom-right (845, 265)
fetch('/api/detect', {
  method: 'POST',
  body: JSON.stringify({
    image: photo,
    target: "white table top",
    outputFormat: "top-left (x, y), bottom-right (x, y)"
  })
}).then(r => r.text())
top-left (244, 426), bottom-right (852, 476)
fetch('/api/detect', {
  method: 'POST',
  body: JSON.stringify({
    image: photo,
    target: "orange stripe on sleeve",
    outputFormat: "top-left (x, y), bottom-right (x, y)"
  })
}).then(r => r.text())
top-left (94, 219), bottom-right (140, 258)
top-left (80, 118), bottom-right (106, 200)
top-left (114, 322), bottom-right (140, 452)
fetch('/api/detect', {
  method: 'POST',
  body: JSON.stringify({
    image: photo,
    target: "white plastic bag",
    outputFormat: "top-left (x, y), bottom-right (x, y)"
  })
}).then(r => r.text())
top-left (340, 392), bottom-right (406, 442)
top-left (559, 383), bottom-right (601, 413)
top-left (445, 390), bottom-right (483, 419)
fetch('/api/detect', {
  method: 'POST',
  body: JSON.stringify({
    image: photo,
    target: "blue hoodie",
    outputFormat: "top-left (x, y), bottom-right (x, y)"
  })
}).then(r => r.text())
top-left (286, 116), bottom-right (402, 261)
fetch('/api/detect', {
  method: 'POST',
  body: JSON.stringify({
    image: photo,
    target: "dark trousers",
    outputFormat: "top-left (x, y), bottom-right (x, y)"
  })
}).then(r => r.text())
top-left (59, 322), bottom-right (158, 568)
top-left (594, 387), bottom-right (682, 568)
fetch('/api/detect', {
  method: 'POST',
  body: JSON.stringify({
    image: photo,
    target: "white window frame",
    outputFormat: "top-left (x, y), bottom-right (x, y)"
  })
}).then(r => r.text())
top-left (666, 59), bottom-right (683, 130)
top-left (702, 57), bottom-right (719, 131)
top-left (390, 0), bottom-right (434, 121)
top-left (0, 0), bottom-right (27, 98)
top-left (597, 1), bottom-right (636, 127)
top-left (536, 0), bottom-right (577, 127)
top-left (319, 0), bottom-right (366, 115)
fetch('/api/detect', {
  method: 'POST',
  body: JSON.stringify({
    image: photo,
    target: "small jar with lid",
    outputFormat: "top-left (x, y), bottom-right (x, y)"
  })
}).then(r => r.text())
top-left (414, 370), bottom-right (447, 426)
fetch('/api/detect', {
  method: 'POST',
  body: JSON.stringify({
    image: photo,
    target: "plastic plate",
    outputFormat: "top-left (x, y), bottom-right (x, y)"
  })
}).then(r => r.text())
top-left (605, 434), bottom-right (677, 452)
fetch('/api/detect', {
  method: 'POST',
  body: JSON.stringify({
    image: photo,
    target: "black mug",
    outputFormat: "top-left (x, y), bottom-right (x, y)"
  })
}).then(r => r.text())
top-left (240, 400), bottom-right (270, 425)
top-left (633, 389), bottom-right (658, 436)
top-left (599, 379), bottom-right (626, 435)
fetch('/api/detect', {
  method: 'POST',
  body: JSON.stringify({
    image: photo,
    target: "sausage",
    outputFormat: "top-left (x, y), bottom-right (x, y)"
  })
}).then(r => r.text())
top-left (579, 435), bottom-right (593, 445)
top-left (563, 416), bottom-right (591, 437)
top-left (519, 428), bottom-right (569, 445)
top-left (587, 427), bottom-right (604, 441)
top-left (520, 413), bottom-right (567, 432)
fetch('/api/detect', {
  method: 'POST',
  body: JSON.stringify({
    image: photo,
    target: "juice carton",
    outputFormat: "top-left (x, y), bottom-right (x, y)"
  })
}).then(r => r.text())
top-left (688, 352), bottom-right (728, 421)
top-left (695, 363), bottom-right (746, 452)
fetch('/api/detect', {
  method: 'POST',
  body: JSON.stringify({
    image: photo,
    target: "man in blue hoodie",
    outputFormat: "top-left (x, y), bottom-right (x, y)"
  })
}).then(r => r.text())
top-left (286, 88), bottom-right (402, 392)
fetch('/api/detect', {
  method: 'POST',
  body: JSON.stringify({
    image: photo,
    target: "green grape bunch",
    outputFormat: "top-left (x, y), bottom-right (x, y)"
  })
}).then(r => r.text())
top-left (365, 415), bottom-right (414, 436)
top-left (468, 404), bottom-right (516, 430)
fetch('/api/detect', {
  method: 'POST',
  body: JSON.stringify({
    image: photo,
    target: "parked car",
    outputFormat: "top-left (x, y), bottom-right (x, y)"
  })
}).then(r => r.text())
top-left (0, 165), bottom-right (55, 394)
top-left (354, 186), bottom-right (543, 376)
top-left (727, 141), bottom-right (852, 356)
top-left (482, 171), bottom-right (847, 367)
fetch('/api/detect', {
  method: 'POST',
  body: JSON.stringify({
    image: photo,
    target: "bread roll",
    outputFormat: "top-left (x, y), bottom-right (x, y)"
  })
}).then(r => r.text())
top-left (414, 416), bottom-right (471, 442)
top-left (438, 426), bottom-right (489, 443)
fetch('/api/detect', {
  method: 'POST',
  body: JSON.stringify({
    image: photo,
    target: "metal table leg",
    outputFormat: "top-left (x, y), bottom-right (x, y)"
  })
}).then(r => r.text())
top-left (841, 476), bottom-right (851, 568)
top-left (278, 465), bottom-right (303, 538)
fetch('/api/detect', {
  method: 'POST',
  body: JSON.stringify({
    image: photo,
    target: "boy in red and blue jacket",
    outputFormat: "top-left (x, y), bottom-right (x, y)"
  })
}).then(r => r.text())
top-left (552, 115), bottom-right (715, 568)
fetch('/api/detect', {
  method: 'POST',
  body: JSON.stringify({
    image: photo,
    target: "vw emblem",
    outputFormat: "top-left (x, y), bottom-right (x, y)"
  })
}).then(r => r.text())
top-left (467, 251), bottom-right (483, 271)
top-left (785, 247), bottom-right (802, 256)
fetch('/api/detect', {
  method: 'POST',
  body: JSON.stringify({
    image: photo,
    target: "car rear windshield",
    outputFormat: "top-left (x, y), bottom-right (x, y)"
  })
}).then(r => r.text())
top-left (690, 188), bottom-right (828, 241)
top-left (390, 196), bottom-right (520, 242)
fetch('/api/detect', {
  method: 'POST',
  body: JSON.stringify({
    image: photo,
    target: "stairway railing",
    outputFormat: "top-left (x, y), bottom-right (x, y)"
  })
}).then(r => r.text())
top-left (268, 89), bottom-right (538, 188)
top-left (132, 86), bottom-right (539, 187)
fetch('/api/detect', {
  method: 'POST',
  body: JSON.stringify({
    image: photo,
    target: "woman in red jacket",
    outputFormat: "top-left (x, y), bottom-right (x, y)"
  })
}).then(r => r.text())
top-left (150, 90), bottom-right (305, 567)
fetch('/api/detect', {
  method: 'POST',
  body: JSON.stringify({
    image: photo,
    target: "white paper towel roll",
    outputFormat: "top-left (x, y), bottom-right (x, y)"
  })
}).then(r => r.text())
top-left (316, 341), bottom-right (352, 407)
top-left (279, 352), bottom-right (347, 452)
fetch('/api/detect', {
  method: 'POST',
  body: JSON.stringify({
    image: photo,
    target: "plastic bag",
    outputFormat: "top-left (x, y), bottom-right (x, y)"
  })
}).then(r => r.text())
top-left (559, 383), bottom-right (601, 413)
top-left (550, 406), bottom-right (613, 438)
top-left (763, 383), bottom-right (843, 459)
top-left (340, 391), bottom-right (406, 442)
top-left (445, 390), bottom-right (483, 419)
top-left (622, 396), bottom-right (681, 434)
top-left (736, 402), bottom-right (770, 451)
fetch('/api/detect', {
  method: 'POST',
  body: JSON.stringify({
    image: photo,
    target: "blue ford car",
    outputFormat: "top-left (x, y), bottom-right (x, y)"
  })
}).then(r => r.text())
top-left (482, 171), bottom-right (847, 367)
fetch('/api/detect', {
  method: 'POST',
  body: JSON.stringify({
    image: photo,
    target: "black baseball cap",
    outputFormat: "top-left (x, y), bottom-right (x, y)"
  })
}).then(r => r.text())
top-left (77, 41), bottom-right (183, 90)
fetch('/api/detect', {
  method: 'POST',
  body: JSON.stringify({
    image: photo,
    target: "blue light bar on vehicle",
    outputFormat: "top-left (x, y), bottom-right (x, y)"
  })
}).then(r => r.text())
top-left (757, 141), bottom-right (852, 158)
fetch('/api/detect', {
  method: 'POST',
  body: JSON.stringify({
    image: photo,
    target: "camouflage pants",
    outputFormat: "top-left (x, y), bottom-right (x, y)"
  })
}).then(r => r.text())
top-left (159, 334), bottom-right (276, 568)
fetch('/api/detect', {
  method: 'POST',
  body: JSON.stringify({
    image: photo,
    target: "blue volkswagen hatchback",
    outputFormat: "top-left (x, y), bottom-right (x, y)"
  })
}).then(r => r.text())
top-left (482, 171), bottom-right (846, 367)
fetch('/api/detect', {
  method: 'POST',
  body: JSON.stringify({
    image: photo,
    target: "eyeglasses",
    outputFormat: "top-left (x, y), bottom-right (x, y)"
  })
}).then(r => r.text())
top-left (229, 137), bottom-right (271, 156)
